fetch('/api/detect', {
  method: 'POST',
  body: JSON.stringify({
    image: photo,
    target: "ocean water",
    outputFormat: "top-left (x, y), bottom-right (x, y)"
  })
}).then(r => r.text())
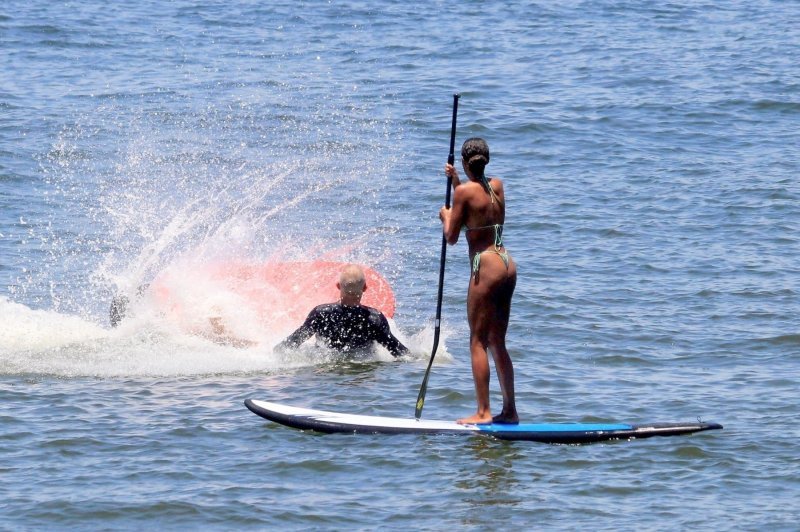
top-left (2, 0), bottom-right (799, 529)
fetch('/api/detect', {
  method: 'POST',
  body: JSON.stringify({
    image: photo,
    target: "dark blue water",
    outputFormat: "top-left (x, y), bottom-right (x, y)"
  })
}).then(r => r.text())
top-left (2, 1), bottom-right (799, 529)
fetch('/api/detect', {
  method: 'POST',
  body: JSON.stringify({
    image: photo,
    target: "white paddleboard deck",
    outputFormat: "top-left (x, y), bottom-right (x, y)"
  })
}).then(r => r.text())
top-left (244, 399), bottom-right (722, 444)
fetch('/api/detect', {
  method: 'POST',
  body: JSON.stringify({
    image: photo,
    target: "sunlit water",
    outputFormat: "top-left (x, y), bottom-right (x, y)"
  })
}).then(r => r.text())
top-left (2, 1), bottom-right (799, 529)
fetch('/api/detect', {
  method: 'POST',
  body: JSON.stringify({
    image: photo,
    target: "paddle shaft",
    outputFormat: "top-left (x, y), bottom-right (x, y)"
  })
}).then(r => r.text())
top-left (415, 93), bottom-right (459, 420)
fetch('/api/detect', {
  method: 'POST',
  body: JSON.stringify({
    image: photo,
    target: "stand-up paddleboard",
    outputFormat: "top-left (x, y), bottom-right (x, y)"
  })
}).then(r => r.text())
top-left (244, 399), bottom-right (722, 444)
top-left (146, 260), bottom-right (396, 333)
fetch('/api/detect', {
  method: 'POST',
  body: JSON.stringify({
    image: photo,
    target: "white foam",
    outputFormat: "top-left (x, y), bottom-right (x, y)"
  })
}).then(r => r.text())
top-left (0, 296), bottom-right (306, 377)
top-left (0, 296), bottom-right (442, 378)
top-left (0, 296), bottom-right (109, 352)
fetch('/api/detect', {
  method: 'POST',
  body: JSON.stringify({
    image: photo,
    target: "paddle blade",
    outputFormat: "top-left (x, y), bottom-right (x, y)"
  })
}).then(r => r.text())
top-left (414, 317), bottom-right (441, 419)
top-left (414, 364), bottom-right (432, 419)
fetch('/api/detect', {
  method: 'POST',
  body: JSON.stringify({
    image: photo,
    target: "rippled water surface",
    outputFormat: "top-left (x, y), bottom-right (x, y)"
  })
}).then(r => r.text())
top-left (2, 1), bottom-right (799, 529)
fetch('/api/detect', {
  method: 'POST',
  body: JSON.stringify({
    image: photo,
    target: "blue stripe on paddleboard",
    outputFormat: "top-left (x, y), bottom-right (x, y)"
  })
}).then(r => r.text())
top-left (476, 423), bottom-right (633, 433)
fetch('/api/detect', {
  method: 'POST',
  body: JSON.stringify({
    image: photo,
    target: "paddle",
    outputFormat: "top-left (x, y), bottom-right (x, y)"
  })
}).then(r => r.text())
top-left (415, 93), bottom-right (460, 420)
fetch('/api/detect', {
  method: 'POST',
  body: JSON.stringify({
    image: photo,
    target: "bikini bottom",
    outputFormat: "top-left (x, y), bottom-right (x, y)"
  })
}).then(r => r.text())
top-left (472, 250), bottom-right (510, 276)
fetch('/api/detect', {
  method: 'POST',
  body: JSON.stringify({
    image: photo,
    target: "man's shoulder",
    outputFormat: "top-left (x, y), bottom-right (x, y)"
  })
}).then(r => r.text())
top-left (361, 305), bottom-right (387, 324)
top-left (311, 303), bottom-right (384, 321)
top-left (309, 303), bottom-right (340, 317)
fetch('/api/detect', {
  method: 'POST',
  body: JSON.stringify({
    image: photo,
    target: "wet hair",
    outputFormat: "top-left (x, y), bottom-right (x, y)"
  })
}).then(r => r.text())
top-left (461, 138), bottom-right (490, 176)
top-left (339, 264), bottom-right (366, 296)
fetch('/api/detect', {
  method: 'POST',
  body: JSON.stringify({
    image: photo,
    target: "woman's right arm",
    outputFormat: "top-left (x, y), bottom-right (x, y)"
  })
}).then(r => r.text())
top-left (445, 163), bottom-right (461, 189)
top-left (440, 185), bottom-right (468, 245)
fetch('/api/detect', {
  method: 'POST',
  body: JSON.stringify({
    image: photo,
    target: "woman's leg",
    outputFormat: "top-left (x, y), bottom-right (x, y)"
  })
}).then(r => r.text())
top-left (488, 259), bottom-right (517, 423)
top-left (457, 267), bottom-right (494, 424)
top-left (457, 254), bottom-right (517, 424)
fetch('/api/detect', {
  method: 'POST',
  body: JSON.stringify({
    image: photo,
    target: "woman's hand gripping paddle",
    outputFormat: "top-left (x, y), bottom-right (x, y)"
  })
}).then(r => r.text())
top-left (415, 93), bottom-right (459, 420)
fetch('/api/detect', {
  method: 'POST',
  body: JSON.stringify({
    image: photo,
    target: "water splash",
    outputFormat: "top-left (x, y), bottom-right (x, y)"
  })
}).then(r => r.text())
top-left (1, 91), bottom-right (449, 377)
top-left (21, 89), bottom-right (400, 308)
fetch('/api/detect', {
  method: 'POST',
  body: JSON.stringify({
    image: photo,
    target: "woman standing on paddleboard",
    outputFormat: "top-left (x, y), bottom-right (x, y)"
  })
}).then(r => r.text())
top-left (439, 138), bottom-right (518, 425)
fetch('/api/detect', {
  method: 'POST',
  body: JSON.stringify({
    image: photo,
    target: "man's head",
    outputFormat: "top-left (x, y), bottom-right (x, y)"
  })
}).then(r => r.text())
top-left (337, 264), bottom-right (367, 304)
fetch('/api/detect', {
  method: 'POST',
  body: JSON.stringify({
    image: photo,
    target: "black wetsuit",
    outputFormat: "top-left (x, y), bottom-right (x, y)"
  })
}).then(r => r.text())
top-left (277, 303), bottom-right (409, 357)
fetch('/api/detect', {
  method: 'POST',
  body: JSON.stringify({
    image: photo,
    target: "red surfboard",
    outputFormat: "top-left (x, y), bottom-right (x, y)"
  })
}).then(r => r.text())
top-left (149, 261), bottom-right (396, 335)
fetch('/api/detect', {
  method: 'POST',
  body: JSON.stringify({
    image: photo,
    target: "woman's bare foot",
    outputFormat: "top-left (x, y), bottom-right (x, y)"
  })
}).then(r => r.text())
top-left (457, 413), bottom-right (494, 425)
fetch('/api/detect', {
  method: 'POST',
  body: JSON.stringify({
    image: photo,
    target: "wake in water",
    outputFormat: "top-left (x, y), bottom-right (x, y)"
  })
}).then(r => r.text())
top-left (0, 294), bottom-right (443, 378)
top-left (3, 95), bottom-right (450, 377)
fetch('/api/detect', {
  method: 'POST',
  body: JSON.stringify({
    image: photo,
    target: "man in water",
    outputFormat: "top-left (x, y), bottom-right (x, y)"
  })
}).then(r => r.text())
top-left (275, 264), bottom-right (409, 357)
